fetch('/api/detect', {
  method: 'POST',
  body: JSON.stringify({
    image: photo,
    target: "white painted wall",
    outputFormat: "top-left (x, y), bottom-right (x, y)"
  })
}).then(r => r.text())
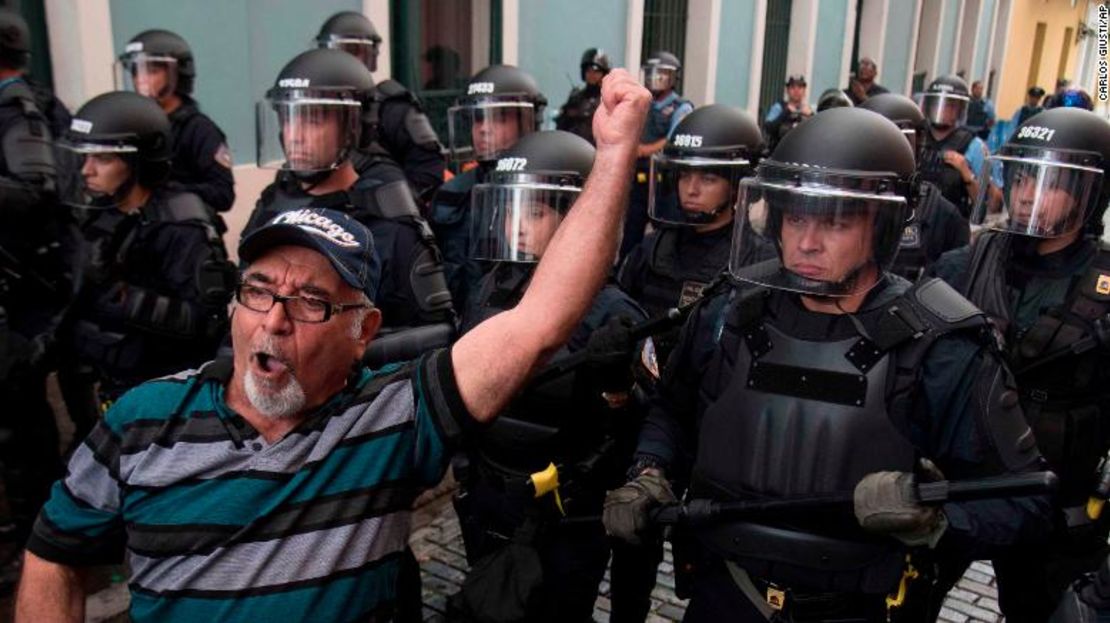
top-left (362, 0), bottom-right (391, 82)
top-left (787, 0), bottom-right (817, 84)
top-left (625, 0), bottom-right (645, 72)
top-left (747, 0), bottom-right (767, 115)
top-left (44, 0), bottom-right (115, 111)
top-left (915, 0), bottom-right (943, 83)
top-left (682, 0), bottom-right (721, 105)
top-left (858, 0), bottom-right (889, 83)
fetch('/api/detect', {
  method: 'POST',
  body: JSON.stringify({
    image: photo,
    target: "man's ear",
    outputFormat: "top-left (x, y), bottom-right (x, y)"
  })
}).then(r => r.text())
top-left (358, 308), bottom-right (383, 348)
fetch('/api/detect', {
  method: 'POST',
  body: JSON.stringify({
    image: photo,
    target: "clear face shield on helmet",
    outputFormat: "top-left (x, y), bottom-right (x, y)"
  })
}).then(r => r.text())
top-left (115, 52), bottom-right (179, 99)
top-left (57, 134), bottom-right (138, 210)
top-left (970, 146), bottom-right (1103, 238)
top-left (469, 176), bottom-right (581, 263)
top-left (917, 92), bottom-right (969, 128)
top-left (731, 172), bottom-right (910, 297)
top-left (640, 64), bottom-right (677, 93)
top-left (447, 98), bottom-right (535, 163)
top-left (648, 154), bottom-right (748, 226)
top-left (256, 89), bottom-right (362, 173)
top-left (318, 35), bottom-right (380, 72)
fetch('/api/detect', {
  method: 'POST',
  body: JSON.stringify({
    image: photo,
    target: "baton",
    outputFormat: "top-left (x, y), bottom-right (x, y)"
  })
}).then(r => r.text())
top-left (650, 471), bottom-right (1059, 526)
top-left (562, 471), bottom-right (1058, 526)
top-left (529, 306), bottom-right (688, 386)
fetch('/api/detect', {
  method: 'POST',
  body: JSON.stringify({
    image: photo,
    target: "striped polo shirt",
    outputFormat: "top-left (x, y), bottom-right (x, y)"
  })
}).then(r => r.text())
top-left (28, 349), bottom-right (467, 623)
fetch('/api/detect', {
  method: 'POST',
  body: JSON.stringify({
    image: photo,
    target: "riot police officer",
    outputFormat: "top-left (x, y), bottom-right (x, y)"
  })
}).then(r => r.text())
top-left (763, 75), bottom-right (812, 153)
top-left (450, 130), bottom-right (646, 622)
top-left (917, 75), bottom-right (993, 218)
top-left (619, 104), bottom-right (768, 365)
top-left (555, 47), bottom-right (611, 145)
top-left (931, 108), bottom-right (1110, 623)
top-left (817, 87), bottom-right (854, 112)
top-left (603, 108), bottom-right (1051, 622)
top-left (859, 93), bottom-right (968, 281)
top-left (613, 103), bottom-right (767, 622)
top-left (621, 51), bottom-right (694, 260)
top-left (316, 11), bottom-right (446, 202)
top-left (244, 48), bottom-right (454, 333)
top-left (117, 29), bottom-right (235, 214)
top-left (57, 91), bottom-right (234, 429)
top-left (0, 6), bottom-right (67, 559)
top-left (430, 64), bottom-right (545, 309)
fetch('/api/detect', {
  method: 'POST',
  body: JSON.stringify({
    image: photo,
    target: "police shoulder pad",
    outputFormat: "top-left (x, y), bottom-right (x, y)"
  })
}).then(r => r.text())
top-left (375, 79), bottom-right (418, 104)
top-left (156, 191), bottom-right (213, 225)
top-left (911, 277), bottom-right (982, 324)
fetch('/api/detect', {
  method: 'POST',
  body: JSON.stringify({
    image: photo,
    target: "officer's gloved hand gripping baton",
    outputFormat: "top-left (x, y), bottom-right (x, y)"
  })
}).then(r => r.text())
top-left (650, 471), bottom-right (1058, 526)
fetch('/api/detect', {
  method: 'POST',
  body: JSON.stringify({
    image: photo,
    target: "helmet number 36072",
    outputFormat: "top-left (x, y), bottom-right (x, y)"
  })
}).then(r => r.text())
top-left (1016, 125), bottom-right (1056, 142)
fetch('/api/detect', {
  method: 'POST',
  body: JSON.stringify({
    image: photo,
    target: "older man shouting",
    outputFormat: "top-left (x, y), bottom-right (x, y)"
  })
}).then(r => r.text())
top-left (14, 69), bottom-right (651, 623)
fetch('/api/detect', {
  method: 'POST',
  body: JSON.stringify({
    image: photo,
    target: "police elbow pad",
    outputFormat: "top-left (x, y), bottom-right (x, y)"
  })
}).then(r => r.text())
top-left (403, 109), bottom-right (443, 150)
top-left (121, 287), bottom-right (198, 338)
top-left (2, 117), bottom-right (56, 188)
top-left (197, 256), bottom-right (237, 308)
top-left (410, 245), bottom-right (454, 317)
top-left (976, 360), bottom-right (1041, 472)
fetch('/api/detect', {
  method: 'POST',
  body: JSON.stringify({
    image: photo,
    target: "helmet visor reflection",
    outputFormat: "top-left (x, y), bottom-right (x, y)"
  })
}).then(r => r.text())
top-left (971, 154), bottom-right (1102, 238)
top-left (470, 183), bottom-right (580, 262)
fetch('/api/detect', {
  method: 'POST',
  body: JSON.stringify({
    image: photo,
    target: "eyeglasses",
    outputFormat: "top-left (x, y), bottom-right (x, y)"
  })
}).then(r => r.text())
top-left (235, 283), bottom-right (371, 323)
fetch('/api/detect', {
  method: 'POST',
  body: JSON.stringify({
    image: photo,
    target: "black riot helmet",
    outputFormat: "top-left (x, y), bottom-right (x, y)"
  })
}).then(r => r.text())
top-left (971, 107), bottom-right (1110, 239)
top-left (0, 9), bottom-right (30, 70)
top-left (641, 50), bottom-right (681, 93)
top-left (817, 88), bottom-right (853, 112)
top-left (257, 49), bottom-right (373, 181)
top-left (579, 48), bottom-right (611, 81)
top-left (732, 107), bottom-right (916, 297)
top-left (649, 104), bottom-right (763, 227)
top-left (316, 11), bottom-right (382, 73)
top-left (471, 130), bottom-right (595, 263)
top-left (116, 29), bottom-right (196, 98)
top-left (859, 93), bottom-right (927, 164)
top-left (60, 91), bottom-right (172, 208)
top-left (918, 75), bottom-right (969, 129)
top-left (448, 64), bottom-right (547, 163)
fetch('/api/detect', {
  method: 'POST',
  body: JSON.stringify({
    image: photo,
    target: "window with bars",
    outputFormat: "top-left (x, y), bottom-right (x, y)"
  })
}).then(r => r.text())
top-left (757, 0), bottom-right (792, 120)
top-left (390, 0), bottom-right (502, 144)
top-left (641, 0), bottom-right (687, 80)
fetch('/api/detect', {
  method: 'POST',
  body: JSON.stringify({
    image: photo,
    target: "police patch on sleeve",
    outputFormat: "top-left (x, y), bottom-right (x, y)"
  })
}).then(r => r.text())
top-left (1097, 274), bottom-right (1110, 296)
top-left (900, 224), bottom-right (922, 249)
top-left (214, 143), bottom-right (233, 169)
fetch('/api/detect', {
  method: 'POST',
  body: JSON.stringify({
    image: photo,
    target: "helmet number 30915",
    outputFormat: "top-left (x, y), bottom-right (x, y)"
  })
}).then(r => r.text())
top-left (672, 134), bottom-right (703, 148)
top-left (1016, 125), bottom-right (1056, 142)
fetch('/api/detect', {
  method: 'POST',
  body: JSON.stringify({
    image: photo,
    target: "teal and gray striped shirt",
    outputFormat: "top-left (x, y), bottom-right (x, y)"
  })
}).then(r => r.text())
top-left (29, 349), bottom-right (466, 622)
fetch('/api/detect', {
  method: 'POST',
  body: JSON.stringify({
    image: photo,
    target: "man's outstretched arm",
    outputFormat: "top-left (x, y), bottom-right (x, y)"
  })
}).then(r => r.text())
top-left (15, 551), bottom-right (86, 623)
top-left (452, 69), bottom-right (650, 422)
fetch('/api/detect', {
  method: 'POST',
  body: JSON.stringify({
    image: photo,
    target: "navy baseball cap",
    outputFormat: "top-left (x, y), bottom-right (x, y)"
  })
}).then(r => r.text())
top-left (238, 208), bottom-right (381, 302)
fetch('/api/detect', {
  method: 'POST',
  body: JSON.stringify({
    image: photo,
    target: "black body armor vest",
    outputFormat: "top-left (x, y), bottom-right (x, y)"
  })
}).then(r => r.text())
top-left (691, 278), bottom-right (987, 592)
top-left (920, 128), bottom-right (975, 217)
top-left (965, 233), bottom-right (1110, 505)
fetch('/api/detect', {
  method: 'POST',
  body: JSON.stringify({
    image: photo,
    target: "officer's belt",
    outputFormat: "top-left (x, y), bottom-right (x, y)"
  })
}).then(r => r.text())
top-left (726, 563), bottom-right (886, 622)
top-left (696, 521), bottom-right (904, 594)
top-left (1020, 386), bottom-right (1095, 405)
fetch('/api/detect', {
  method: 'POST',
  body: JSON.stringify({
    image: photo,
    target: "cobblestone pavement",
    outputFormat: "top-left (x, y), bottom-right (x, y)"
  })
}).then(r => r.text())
top-left (408, 506), bottom-right (1006, 623)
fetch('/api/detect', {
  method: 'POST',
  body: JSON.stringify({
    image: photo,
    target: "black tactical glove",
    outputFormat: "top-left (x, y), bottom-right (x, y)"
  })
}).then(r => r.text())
top-left (603, 470), bottom-right (676, 545)
top-left (584, 316), bottom-right (639, 395)
top-left (853, 471), bottom-right (947, 548)
top-left (585, 316), bottom-right (637, 366)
